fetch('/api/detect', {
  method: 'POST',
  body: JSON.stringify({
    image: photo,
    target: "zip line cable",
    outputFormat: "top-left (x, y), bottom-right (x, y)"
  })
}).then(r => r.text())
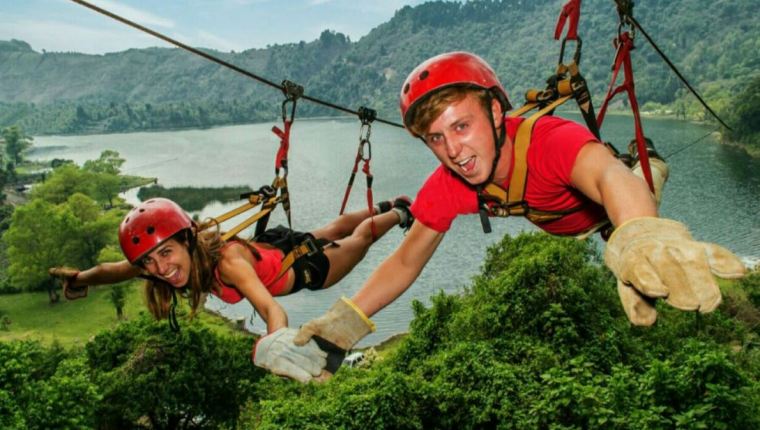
top-left (70, 0), bottom-right (405, 129)
top-left (628, 15), bottom-right (733, 131)
top-left (662, 128), bottom-right (719, 160)
top-left (72, 0), bottom-right (730, 136)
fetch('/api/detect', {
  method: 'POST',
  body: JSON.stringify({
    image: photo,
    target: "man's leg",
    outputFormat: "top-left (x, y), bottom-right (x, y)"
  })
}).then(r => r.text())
top-left (629, 138), bottom-right (669, 207)
top-left (319, 198), bottom-right (412, 288)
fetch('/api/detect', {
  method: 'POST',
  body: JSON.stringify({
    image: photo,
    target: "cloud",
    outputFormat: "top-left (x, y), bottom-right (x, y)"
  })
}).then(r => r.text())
top-left (0, 17), bottom-right (166, 54)
top-left (191, 30), bottom-right (246, 52)
top-left (90, 0), bottom-right (175, 28)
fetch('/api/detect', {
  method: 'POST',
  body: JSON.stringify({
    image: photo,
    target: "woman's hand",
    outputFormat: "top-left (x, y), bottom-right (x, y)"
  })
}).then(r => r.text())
top-left (49, 267), bottom-right (88, 300)
top-left (252, 327), bottom-right (327, 383)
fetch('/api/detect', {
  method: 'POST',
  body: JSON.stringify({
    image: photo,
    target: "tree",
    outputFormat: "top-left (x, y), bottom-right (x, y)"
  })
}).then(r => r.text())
top-left (0, 340), bottom-right (97, 429)
top-left (244, 233), bottom-right (760, 429)
top-left (0, 126), bottom-right (33, 166)
top-left (82, 149), bottom-right (124, 175)
top-left (31, 164), bottom-right (96, 205)
top-left (3, 194), bottom-right (122, 294)
top-left (99, 245), bottom-right (128, 319)
top-left (35, 152), bottom-right (126, 208)
top-left (86, 317), bottom-right (263, 430)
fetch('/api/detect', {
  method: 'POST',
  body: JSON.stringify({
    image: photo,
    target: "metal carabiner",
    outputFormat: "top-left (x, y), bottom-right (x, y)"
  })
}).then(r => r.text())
top-left (558, 36), bottom-right (583, 67)
top-left (359, 138), bottom-right (372, 162)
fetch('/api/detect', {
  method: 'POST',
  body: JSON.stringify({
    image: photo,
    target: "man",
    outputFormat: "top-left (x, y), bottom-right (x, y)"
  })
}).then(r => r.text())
top-left (294, 52), bottom-right (746, 376)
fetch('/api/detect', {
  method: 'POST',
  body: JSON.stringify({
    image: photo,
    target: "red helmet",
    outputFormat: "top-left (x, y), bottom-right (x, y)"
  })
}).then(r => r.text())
top-left (119, 198), bottom-right (193, 264)
top-left (399, 51), bottom-right (512, 135)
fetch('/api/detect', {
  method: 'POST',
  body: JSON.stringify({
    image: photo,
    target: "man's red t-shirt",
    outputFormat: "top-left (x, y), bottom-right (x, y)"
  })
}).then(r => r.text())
top-left (410, 116), bottom-right (608, 235)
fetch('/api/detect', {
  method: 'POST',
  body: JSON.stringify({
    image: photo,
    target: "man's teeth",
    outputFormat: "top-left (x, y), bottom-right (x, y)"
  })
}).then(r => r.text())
top-left (165, 269), bottom-right (177, 279)
top-left (456, 156), bottom-right (474, 171)
top-left (457, 156), bottom-right (473, 167)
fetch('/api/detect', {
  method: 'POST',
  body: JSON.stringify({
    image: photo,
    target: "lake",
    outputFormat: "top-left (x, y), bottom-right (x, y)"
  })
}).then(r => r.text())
top-left (30, 114), bottom-right (760, 346)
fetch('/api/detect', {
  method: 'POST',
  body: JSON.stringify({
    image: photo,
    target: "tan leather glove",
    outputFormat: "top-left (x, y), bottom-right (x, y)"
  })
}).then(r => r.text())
top-left (48, 267), bottom-right (88, 300)
top-left (605, 217), bottom-right (746, 326)
top-left (293, 297), bottom-right (375, 378)
top-left (252, 327), bottom-right (327, 383)
top-left (294, 297), bottom-right (375, 350)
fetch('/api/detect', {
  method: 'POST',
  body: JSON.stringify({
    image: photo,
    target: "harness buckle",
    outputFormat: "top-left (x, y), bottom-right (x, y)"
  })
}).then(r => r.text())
top-left (303, 237), bottom-right (320, 257)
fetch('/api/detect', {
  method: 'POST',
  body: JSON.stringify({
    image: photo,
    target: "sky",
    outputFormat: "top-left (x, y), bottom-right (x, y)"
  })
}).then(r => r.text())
top-left (0, 0), bottom-right (428, 54)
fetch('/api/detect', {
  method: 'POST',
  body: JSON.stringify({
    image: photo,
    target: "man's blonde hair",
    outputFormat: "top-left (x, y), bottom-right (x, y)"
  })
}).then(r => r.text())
top-left (407, 86), bottom-right (492, 138)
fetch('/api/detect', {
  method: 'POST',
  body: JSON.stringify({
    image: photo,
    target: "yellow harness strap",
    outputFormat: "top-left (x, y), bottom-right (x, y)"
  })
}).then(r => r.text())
top-left (273, 238), bottom-right (323, 281)
top-left (482, 95), bottom-right (575, 224)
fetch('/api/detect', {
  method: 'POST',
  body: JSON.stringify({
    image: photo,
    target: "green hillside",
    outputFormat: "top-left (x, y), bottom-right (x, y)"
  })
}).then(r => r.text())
top-left (1, 0), bottom-right (758, 146)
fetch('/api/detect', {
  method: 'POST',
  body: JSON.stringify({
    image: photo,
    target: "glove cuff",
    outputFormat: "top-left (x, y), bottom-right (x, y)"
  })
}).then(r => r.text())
top-left (340, 297), bottom-right (376, 333)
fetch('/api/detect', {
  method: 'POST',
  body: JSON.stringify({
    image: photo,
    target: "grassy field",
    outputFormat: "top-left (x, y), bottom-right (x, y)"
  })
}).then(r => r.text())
top-left (0, 282), bottom-right (247, 347)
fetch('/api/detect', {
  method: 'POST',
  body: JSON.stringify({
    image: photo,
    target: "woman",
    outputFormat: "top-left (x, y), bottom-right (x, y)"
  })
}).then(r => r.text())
top-left (49, 196), bottom-right (412, 381)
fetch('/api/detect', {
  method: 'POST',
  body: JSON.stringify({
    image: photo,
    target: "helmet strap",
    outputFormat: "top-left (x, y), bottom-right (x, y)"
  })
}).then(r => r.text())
top-left (168, 288), bottom-right (180, 332)
top-left (476, 92), bottom-right (507, 234)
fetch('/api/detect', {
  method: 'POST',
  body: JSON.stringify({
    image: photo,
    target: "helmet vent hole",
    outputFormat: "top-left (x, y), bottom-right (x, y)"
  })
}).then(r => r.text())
top-left (419, 70), bottom-right (429, 80)
top-left (124, 217), bottom-right (130, 223)
top-left (139, 208), bottom-right (145, 213)
top-left (132, 237), bottom-right (140, 244)
top-left (403, 83), bottom-right (410, 94)
top-left (146, 226), bottom-right (155, 235)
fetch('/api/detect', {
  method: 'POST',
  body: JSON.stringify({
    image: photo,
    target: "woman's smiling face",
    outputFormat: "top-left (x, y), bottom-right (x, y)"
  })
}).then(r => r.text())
top-left (141, 238), bottom-right (191, 288)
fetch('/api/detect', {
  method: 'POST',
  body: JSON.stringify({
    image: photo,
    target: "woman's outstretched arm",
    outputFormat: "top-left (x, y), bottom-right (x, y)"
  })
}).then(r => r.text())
top-left (216, 243), bottom-right (288, 334)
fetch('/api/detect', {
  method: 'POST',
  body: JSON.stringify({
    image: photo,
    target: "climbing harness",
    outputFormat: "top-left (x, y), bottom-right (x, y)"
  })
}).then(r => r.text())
top-left (339, 107), bottom-right (378, 239)
top-left (478, 0), bottom-right (659, 233)
top-left (196, 80), bottom-right (329, 283)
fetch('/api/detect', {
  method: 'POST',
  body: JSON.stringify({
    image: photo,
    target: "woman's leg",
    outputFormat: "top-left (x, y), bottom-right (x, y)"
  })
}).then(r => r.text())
top-left (310, 196), bottom-right (411, 243)
top-left (320, 209), bottom-right (403, 288)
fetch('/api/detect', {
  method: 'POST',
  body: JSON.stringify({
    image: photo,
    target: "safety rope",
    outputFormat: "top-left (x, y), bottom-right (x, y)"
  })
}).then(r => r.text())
top-left (662, 128), bottom-right (719, 160)
top-left (339, 107), bottom-right (378, 239)
top-left (554, 0), bottom-right (581, 41)
top-left (69, 0), bottom-right (404, 129)
top-left (258, 81), bottom-right (303, 240)
top-left (596, 31), bottom-right (655, 193)
top-left (552, 0), bottom-right (602, 141)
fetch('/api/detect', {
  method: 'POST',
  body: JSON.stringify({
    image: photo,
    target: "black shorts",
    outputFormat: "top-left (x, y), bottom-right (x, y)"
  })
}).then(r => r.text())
top-left (254, 225), bottom-right (331, 293)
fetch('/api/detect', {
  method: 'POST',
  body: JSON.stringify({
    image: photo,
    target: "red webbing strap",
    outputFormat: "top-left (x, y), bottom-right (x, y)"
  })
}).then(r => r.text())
top-left (363, 160), bottom-right (376, 240)
top-left (271, 120), bottom-right (292, 171)
top-left (339, 108), bottom-right (377, 239)
top-left (596, 32), bottom-right (654, 193)
top-left (339, 151), bottom-right (362, 215)
top-left (554, 0), bottom-right (581, 41)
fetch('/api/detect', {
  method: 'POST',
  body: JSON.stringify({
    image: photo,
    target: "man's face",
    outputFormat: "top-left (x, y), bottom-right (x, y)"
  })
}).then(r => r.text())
top-left (422, 93), bottom-right (502, 185)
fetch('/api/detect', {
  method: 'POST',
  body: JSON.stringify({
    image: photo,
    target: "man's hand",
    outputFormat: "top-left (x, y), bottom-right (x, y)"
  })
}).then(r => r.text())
top-left (252, 327), bottom-right (327, 383)
top-left (294, 297), bottom-right (375, 350)
top-left (293, 297), bottom-right (375, 376)
top-left (48, 267), bottom-right (88, 300)
top-left (605, 217), bottom-right (746, 325)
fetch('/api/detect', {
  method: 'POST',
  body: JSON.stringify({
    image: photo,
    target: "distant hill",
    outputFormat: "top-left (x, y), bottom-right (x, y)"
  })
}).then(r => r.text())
top-left (1, 0), bottom-right (758, 135)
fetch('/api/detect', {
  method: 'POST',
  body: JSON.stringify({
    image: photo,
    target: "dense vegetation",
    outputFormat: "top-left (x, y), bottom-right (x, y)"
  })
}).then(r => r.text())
top-left (0, 317), bottom-right (263, 429)
top-left (1, 0), bottom-right (758, 150)
top-left (243, 234), bottom-right (760, 429)
top-left (1, 233), bottom-right (758, 428)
